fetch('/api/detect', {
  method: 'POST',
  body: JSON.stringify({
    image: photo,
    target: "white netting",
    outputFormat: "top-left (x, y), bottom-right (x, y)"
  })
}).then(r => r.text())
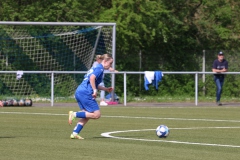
top-left (0, 25), bottom-right (113, 98)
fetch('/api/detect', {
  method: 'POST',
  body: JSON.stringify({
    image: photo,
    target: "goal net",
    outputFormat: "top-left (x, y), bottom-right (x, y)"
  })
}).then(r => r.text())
top-left (0, 22), bottom-right (115, 101)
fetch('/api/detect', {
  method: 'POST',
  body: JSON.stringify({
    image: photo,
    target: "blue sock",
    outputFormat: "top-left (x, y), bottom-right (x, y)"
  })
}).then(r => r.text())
top-left (73, 124), bottom-right (83, 134)
top-left (76, 112), bottom-right (86, 118)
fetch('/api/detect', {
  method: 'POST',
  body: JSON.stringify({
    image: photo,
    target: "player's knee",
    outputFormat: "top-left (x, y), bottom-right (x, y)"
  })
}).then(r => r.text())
top-left (93, 113), bottom-right (101, 119)
top-left (95, 114), bottom-right (101, 119)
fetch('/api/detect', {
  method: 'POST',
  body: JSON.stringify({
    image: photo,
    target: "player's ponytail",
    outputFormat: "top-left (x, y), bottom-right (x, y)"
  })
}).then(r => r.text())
top-left (95, 55), bottom-right (104, 61)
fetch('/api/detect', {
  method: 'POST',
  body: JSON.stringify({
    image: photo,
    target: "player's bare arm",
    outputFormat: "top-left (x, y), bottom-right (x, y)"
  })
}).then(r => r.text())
top-left (109, 67), bottom-right (118, 72)
top-left (212, 68), bottom-right (228, 73)
top-left (98, 85), bottom-right (113, 92)
top-left (90, 74), bottom-right (97, 98)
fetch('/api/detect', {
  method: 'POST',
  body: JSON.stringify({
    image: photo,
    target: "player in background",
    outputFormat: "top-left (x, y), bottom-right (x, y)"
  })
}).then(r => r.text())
top-left (92, 55), bottom-right (118, 106)
top-left (68, 54), bottom-right (114, 139)
top-left (212, 51), bottom-right (228, 106)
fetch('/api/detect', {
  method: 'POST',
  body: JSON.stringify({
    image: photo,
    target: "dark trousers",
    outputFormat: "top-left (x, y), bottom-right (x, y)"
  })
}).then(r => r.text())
top-left (214, 76), bottom-right (224, 102)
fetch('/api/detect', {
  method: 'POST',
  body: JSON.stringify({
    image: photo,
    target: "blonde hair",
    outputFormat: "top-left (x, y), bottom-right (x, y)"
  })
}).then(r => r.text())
top-left (95, 55), bottom-right (103, 61)
top-left (102, 54), bottom-right (113, 61)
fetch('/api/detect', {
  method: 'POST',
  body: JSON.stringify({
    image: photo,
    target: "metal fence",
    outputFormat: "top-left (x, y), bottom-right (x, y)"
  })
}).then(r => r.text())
top-left (1, 71), bottom-right (239, 106)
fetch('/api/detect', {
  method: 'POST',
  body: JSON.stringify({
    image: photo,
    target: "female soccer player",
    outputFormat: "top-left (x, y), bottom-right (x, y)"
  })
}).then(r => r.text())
top-left (68, 54), bottom-right (113, 139)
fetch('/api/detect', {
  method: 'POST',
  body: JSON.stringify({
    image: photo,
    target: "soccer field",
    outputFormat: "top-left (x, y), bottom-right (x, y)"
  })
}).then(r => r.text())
top-left (0, 105), bottom-right (240, 160)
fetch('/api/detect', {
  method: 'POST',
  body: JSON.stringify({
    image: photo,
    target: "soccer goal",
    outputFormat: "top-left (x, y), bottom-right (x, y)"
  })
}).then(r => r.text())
top-left (0, 21), bottom-right (116, 101)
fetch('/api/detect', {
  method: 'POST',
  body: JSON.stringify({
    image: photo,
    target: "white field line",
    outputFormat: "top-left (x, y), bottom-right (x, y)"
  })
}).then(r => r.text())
top-left (0, 111), bottom-right (240, 123)
top-left (103, 115), bottom-right (240, 123)
top-left (101, 128), bottom-right (240, 148)
top-left (0, 111), bottom-right (66, 116)
top-left (1, 111), bottom-right (240, 148)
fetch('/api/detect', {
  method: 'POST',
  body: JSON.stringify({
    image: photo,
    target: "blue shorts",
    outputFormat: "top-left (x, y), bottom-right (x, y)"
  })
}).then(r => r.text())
top-left (75, 86), bottom-right (99, 112)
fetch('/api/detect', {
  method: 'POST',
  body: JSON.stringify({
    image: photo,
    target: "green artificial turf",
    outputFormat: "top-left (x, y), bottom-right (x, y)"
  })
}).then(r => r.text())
top-left (0, 106), bottom-right (239, 160)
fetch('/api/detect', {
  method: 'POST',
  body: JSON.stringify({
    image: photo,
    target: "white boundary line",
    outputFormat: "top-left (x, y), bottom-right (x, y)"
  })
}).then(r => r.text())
top-left (0, 111), bottom-right (66, 116)
top-left (1, 111), bottom-right (240, 147)
top-left (103, 115), bottom-right (240, 123)
top-left (101, 128), bottom-right (240, 148)
top-left (1, 112), bottom-right (240, 123)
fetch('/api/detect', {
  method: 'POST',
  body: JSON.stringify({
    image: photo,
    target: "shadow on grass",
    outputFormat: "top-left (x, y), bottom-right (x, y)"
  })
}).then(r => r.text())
top-left (0, 136), bottom-right (16, 138)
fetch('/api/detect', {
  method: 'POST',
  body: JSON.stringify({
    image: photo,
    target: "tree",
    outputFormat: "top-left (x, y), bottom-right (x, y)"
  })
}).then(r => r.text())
top-left (0, 0), bottom-right (99, 22)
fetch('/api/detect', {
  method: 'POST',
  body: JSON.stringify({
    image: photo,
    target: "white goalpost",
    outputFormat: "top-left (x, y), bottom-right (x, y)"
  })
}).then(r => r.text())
top-left (0, 21), bottom-right (116, 101)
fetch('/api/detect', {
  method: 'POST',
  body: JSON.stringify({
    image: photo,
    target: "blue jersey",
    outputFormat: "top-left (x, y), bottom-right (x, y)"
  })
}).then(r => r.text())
top-left (79, 64), bottom-right (104, 93)
top-left (75, 64), bottom-right (104, 112)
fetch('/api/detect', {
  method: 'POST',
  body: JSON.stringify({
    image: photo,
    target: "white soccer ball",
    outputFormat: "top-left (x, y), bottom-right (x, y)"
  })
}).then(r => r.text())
top-left (156, 125), bottom-right (170, 138)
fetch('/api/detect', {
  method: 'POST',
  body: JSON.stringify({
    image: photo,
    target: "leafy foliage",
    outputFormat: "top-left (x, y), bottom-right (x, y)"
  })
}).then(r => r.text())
top-left (1, 0), bottom-right (240, 98)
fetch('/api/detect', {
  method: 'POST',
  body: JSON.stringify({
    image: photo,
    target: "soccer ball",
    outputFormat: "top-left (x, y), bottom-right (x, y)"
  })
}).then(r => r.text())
top-left (156, 125), bottom-right (170, 138)
top-left (25, 99), bottom-right (32, 106)
top-left (19, 99), bottom-right (25, 106)
top-left (7, 99), bottom-right (14, 106)
top-left (13, 99), bottom-right (19, 106)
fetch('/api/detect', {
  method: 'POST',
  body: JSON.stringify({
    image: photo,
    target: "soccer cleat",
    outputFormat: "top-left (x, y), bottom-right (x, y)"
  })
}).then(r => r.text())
top-left (70, 134), bottom-right (84, 140)
top-left (68, 111), bottom-right (75, 125)
top-left (100, 101), bottom-right (108, 106)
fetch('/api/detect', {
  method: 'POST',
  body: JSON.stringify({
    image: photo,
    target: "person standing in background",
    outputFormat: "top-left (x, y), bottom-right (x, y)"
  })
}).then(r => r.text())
top-left (212, 51), bottom-right (228, 106)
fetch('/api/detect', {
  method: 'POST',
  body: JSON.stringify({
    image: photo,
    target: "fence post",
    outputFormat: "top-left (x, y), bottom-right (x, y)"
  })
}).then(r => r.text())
top-left (124, 72), bottom-right (127, 106)
top-left (202, 50), bottom-right (206, 96)
top-left (195, 73), bottom-right (198, 106)
top-left (51, 72), bottom-right (54, 106)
